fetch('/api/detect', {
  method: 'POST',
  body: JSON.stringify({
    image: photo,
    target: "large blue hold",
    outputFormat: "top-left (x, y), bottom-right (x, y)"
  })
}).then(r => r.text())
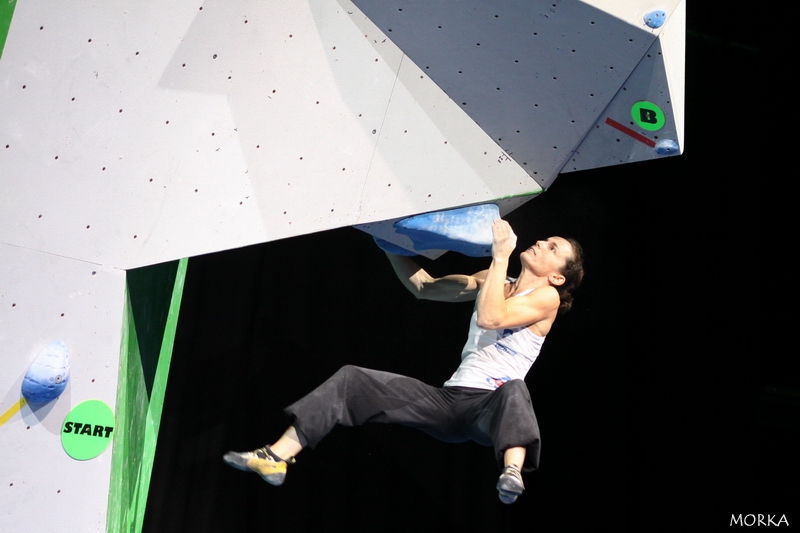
top-left (21, 341), bottom-right (70, 403)
top-left (393, 204), bottom-right (500, 257)
top-left (373, 236), bottom-right (418, 256)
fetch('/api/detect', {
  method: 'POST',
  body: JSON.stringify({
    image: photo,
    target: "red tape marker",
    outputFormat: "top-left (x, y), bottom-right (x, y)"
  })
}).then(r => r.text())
top-left (605, 117), bottom-right (656, 147)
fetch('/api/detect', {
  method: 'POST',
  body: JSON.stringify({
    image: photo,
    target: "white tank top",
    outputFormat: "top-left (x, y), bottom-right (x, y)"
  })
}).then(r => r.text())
top-left (443, 286), bottom-right (545, 390)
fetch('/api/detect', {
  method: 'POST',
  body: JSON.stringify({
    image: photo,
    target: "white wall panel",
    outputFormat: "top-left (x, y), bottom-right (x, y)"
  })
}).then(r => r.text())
top-left (0, 244), bottom-right (126, 533)
top-left (1, 0), bottom-right (545, 270)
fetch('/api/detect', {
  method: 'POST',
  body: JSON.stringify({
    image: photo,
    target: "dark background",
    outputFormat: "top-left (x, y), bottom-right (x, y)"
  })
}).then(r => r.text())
top-left (144, 9), bottom-right (791, 532)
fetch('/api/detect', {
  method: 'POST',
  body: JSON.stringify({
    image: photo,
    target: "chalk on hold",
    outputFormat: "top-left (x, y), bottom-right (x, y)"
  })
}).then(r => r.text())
top-left (21, 341), bottom-right (70, 403)
top-left (393, 204), bottom-right (500, 257)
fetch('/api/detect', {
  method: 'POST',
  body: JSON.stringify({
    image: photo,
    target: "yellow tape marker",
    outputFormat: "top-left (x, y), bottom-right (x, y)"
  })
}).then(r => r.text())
top-left (0, 397), bottom-right (28, 427)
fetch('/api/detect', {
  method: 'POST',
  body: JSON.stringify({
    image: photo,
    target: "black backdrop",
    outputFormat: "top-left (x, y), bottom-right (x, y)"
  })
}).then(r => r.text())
top-left (144, 12), bottom-right (791, 532)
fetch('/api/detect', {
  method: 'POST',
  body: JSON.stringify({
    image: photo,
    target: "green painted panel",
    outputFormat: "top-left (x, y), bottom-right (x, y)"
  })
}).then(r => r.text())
top-left (127, 261), bottom-right (181, 397)
top-left (0, 0), bottom-right (17, 61)
top-left (107, 258), bottom-right (188, 533)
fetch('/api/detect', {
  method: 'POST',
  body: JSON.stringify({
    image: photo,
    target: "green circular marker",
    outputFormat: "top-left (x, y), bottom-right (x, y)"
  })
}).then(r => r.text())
top-left (631, 101), bottom-right (665, 131)
top-left (61, 399), bottom-right (115, 460)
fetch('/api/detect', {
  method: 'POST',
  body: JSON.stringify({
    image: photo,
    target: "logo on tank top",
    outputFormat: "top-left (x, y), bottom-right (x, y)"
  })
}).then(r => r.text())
top-left (495, 342), bottom-right (518, 356)
top-left (496, 328), bottom-right (520, 356)
top-left (487, 376), bottom-right (511, 389)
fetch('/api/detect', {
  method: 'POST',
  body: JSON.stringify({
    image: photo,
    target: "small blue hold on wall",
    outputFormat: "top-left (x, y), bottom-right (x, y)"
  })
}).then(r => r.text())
top-left (655, 139), bottom-right (679, 155)
top-left (644, 10), bottom-right (667, 29)
top-left (21, 341), bottom-right (70, 403)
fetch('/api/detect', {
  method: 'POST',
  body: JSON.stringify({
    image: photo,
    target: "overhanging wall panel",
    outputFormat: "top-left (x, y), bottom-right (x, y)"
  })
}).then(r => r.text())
top-left (565, 1), bottom-right (685, 171)
top-left (1, 0), bottom-right (539, 270)
top-left (350, 0), bottom-right (684, 187)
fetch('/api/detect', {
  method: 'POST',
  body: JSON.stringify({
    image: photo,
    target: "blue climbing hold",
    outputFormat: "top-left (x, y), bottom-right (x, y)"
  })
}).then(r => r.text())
top-left (374, 236), bottom-right (418, 256)
top-left (21, 341), bottom-right (70, 403)
top-left (644, 10), bottom-right (667, 29)
top-left (655, 139), bottom-right (679, 155)
top-left (393, 204), bottom-right (500, 257)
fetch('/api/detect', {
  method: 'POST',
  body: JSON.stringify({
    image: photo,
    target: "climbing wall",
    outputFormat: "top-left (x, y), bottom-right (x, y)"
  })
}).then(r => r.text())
top-left (0, 0), bottom-right (684, 531)
top-left (0, 244), bottom-right (126, 532)
top-left (350, 0), bottom-right (684, 182)
top-left (0, 0), bottom-right (540, 270)
top-left (352, 0), bottom-right (685, 249)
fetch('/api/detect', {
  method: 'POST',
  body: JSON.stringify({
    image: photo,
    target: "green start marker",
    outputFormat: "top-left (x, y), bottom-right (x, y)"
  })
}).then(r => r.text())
top-left (62, 400), bottom-right (116, 460)
top-left (631, 101), bottom-right (665, 131)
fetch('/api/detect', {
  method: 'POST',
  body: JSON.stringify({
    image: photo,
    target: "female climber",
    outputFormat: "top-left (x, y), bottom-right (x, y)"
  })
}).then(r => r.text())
top-left (223, 219), bottom-right (585, 504)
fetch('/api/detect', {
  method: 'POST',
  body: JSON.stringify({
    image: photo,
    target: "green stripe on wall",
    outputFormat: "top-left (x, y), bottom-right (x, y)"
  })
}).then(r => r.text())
top-left (107, 257), bottom-right (188, 533)
top-left (0, 0), bottom-right (17, 61)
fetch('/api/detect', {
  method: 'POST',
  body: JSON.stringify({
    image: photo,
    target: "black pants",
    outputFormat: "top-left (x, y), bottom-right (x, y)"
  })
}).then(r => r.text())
top-left (284, 365), bottom-right (541, 472)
